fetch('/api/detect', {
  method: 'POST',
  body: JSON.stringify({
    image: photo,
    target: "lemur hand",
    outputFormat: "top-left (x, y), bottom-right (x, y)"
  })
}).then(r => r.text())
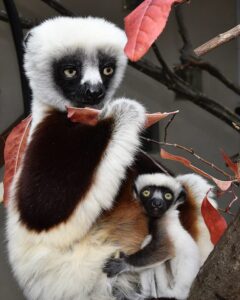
top-left (103, 252), bottom-right (128, 278)
top-left (100, 98), bottom-right (146, 130)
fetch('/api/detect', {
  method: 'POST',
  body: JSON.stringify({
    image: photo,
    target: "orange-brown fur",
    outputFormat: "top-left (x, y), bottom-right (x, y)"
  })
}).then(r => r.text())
top-left (179, 185), bottom-right (200, 242)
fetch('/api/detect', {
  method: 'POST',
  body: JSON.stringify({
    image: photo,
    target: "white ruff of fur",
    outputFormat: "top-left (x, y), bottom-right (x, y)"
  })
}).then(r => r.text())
top-left (135, 173), bottom-right (183, 199)
top-left (24, 16), bottom-right (128, 113)
top-left (7, 85), bottom-right (145, 300)
top-left (141, 209), bottom-right (201, 300)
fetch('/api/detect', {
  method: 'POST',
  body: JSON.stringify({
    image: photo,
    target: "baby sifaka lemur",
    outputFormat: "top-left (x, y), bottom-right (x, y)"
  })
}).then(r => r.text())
top-left (104, 173), bottom-right (203, 300)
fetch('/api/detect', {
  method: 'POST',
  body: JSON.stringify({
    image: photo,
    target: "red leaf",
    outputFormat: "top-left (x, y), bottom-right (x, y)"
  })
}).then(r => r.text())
top-left (211, 178), bottom-right (232, 192)
top-left (160, 149), bottom-right (233, 191)
top-left (145, 110), bottom-right (179, 127)
top-left (124, 0), bottom-right (183, 61)
top-left (67, 107), bottom-right (178, 128)
top-left (221, 149), bottom-right (240, 178)
top-left (201, 195), bottom-right (227, 245)
top-left (67, 107), bottom-right (99, 125)
top-left (3, 116), bottom-right (32, 206)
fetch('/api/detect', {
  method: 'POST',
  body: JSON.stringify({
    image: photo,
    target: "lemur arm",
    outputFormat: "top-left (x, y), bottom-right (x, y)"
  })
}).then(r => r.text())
top-left (17, 99), bottom-right (145, 237)
top-left (103, 220), bottom-right (174, 277)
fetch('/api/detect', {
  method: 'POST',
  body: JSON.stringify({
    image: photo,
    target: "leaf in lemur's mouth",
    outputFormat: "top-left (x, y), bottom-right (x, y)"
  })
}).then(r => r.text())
top-left (67, 106), bottom-right (179, 128)
top-left (67, 107), bottom-right (99, 126)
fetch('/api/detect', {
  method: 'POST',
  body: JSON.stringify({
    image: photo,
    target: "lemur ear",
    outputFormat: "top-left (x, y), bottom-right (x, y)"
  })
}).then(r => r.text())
top-left (177, 188), bottom-right (186, 203)
top-left (23, 31), bottom-right (33, 49)
top-left (133, 183), bottom-right (138, 199)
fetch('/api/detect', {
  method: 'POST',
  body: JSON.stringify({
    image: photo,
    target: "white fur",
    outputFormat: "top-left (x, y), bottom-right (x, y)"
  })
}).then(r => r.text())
top-left (135, 173), bottom-right (183, 200)
top-left (0, 181), bottom-right (3, 203)
top-left (141, 209), bottom-right (200, 300)
top-left (176, 173), bottom-right (216, 264)
top-left (81, 65), bottom-right (103, 85)
top-left (24, 16), bottom-right (128, 113)
top-left (6, 98), bottom-right (146, 300)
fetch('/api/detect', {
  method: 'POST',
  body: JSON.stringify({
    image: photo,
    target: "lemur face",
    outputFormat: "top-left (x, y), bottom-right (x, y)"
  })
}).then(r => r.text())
top-left (52, 50), bottom-right (117, 107)
top-left (23, 17), bottom-right (127, 111)
top-left (138, 186), bottom-right (175, 218)
top-left (134, 173), bottom-right (186, 219)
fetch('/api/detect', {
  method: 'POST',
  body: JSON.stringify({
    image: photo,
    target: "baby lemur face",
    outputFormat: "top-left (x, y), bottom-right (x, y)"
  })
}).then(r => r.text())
top-left (134, 173), bottom-right (186, 219)
top-left (138, 185), bottom-right (176, 218)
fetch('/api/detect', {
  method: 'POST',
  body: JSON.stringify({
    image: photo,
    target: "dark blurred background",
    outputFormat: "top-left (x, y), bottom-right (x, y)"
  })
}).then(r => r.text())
top-left (0, 0), bottom-right (239, 298)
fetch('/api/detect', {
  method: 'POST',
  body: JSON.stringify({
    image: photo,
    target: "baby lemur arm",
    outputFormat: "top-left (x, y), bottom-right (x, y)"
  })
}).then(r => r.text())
top-left (103, 219), bottom-right (174, 277)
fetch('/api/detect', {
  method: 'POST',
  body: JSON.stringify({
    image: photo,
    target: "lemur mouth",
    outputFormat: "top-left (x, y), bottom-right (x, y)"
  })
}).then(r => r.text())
top-left (72, 98), bottom-right (102, 108)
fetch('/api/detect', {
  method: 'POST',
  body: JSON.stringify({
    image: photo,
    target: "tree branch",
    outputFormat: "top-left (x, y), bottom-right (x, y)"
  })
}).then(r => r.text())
top-left (188, 209), bottom-right (240, 300)
top-left (0, 10), bottom-right (38, 29)
top-left (40, 0), bottom-right (75, 16)
top-left (129, 60), bottom-right (240, 133)
top-left (177, 60), bottom-right (240, 96)
top-left (194, 25), bottom-right (240, 57)
top-left (175, 5), bottom-right (196, 62)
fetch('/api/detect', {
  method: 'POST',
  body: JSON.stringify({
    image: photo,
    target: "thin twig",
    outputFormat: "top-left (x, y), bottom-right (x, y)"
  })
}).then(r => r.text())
top-left (141, 136), bottom-right (232, 179)
top-left (178, 60), bottom-right (240, 96)
top-left (218, 207), bottom-right (235, 217)
top-left (40, 0), bottom-right (75, 16)
top-left (226, 189), bottom-right (239, 212)
top-left (194, 25), bottom-right (240, 57)
top-left (139, 149), bottom-right (171, 175)
top-left (164, 114), bottom-right (177, 143)
top-left (175, 5), bottom-right (196, 62)
top-left (152, 43), bottom-right (173, 78)
top-left (0, 10), bottom-right (38, 29)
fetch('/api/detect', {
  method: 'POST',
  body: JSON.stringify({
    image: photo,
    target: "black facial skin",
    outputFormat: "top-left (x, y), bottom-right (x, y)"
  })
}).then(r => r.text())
top-left (52, 50), bottom-right (116, 107)
top-left (139, 186), bottom-right (175, 218)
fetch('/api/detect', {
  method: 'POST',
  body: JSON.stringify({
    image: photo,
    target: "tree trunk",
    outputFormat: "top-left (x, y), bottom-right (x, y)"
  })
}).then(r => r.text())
top-left (188, 209), bottom-right (240, 300)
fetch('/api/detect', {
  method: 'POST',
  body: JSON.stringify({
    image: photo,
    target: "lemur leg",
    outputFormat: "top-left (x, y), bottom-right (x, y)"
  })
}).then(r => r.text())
top-left (103, 221), bottom-right (173, 277)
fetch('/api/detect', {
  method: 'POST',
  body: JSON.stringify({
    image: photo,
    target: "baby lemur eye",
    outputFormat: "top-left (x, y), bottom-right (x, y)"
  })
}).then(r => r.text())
top-left (102, 66), bottom-right (114, 76)
top-left (164, 192), bottom-right (173, 200)
top-left (63, 67), bottom-right (77, 78)
top-left (142, 189), bottom-right (151, 198)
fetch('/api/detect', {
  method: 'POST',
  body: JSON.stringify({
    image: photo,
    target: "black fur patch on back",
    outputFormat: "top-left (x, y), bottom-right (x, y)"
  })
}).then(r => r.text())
top-left (17, 111), bottom-right (113, 232)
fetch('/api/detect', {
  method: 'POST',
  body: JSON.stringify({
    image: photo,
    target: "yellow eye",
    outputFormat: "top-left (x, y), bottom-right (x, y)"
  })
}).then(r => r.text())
top-left (63, 68), bottom-right (77, 78)
top-left (142, 189), bottom-right (151, 198)
top-left (164, 193), bottom-right (173, 200)
top-left (103, 67), bottom-right (114, 76)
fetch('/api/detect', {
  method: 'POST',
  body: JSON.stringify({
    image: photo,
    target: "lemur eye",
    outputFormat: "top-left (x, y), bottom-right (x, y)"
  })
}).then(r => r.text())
top-left (103, 66), bottom-right (114, 76)
top-left (164, 193), bottom-right (173, 200)
top-left (63, 68), bottom-right (77, 78)
top-left (142, 189), bottom-right (151, 198)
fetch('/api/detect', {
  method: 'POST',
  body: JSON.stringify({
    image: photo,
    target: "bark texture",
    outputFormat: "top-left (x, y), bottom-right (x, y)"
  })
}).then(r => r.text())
top-left (188, 210), bottom-right (240, 300)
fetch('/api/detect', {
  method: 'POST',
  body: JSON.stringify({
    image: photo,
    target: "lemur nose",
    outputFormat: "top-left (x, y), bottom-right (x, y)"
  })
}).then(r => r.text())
top-left (85, 84), bottom-right (105, 100)
top-left (152, 198), bottom-right (162, 208)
